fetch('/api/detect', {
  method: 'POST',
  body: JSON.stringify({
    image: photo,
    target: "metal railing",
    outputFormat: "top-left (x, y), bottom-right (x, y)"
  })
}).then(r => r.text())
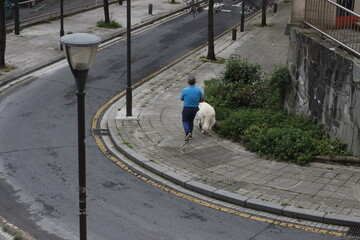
top-left (5, 0), bottom-right (118, 30)
top-left (304, 0), bottom-right (360, 57)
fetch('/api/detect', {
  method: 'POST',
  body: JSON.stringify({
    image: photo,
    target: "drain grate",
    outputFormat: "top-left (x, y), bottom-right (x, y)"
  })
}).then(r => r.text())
top-left (347, 227), bottom-right (360, 238)
top-left (93, 128), bottom-right (109, 136)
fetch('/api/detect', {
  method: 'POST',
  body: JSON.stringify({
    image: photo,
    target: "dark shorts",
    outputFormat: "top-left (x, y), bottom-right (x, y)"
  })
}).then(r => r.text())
top-left (182, 107), bottom-right (199, 122)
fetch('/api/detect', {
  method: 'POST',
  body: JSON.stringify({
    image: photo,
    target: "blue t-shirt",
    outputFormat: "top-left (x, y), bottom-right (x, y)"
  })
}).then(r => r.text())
top-left (180, 85), bottom-right (204, 107)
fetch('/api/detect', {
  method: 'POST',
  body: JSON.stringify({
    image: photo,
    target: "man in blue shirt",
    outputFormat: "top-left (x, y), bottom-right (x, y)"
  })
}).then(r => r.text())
top-left (180, 76), bottom-right (204, 141)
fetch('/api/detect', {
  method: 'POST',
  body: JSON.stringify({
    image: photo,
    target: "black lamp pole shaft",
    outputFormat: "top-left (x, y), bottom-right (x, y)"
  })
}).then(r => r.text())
top-left (126, 0), bottom-right (132, 116)
top-left (14, 0), bottom-right (20, 35)
top-left (241, 0), bottom-right (245, 32)
top-left (60, 0), bottom-right (64, 50)
top-left (76, 90), bottom-right (87, 240)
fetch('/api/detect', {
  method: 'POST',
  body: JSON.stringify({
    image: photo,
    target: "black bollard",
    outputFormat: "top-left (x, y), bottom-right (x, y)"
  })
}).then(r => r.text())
top-left (119, 0), bottom-right (123, 5)
top-left (232, 29), bottom-right (236, 40)
top-left (273, 3), bottom-right (278, 13)
top-left (149, 4), bottom-right (153, 15)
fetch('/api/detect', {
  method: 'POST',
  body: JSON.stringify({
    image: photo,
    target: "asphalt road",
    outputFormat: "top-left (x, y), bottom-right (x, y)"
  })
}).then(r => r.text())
top-left (0, 3), bottom-right (354, 240)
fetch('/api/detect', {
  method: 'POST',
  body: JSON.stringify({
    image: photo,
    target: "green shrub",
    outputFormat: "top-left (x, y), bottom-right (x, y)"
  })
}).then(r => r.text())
top-left (268, 65), bottom-right (291, 105)
top-left (244, 126), bottom-right (315, 165)
top-left (97, 20), bottom-right (121, 29)
top-left (315, 137), bottom-right (352, 156)
top-left (223, 55), bottom-right (261, 84)
top-left (204, 59), bottom-right (285, 110)
top-left (215, 109), bottom-right (351, 165)
top-left (203, 55), bottom-right (352, 165)
top-left (269, 65), bottom-right (291, 91)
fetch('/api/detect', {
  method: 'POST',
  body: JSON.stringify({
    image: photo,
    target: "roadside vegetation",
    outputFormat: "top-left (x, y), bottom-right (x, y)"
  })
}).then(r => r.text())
top-left (96, 19), bottom-right (121, 29)
top-left (204, 54), bottom-right (352, 165)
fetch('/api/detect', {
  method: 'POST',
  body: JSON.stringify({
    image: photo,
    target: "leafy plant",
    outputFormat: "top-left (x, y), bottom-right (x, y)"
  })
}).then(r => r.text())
top-left (96, 20), bottom-right (121, 29)
top-left (203, 55), bottom-right (352, 165)
top-left (268, 65), bottom-right (291, 105)
top-left (223, 55), bottom-right (261, 84)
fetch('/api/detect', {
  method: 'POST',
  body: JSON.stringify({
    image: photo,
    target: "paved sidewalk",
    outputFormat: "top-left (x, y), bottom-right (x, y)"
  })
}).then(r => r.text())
top-left (105, 1), bottom-right (360, 228)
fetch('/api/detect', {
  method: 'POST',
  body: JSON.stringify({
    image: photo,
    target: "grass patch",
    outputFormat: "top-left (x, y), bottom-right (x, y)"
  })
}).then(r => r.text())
top-left (97, 20), bottom-right (122, 29)
top-left (254, 23), bottom-right (275, 28)
top-left (281, 203), bottom-right (290, 206)
top-left (200, 57), bottom-right (226, 64)
top-left (122, 141), bottom-right (133, 149)
top-left (0, 65), bottom-right (17, 73)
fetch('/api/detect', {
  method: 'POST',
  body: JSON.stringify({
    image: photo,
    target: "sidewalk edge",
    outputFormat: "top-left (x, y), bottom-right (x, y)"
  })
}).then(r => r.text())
top-left (107, 118), bottom-right (360, 227)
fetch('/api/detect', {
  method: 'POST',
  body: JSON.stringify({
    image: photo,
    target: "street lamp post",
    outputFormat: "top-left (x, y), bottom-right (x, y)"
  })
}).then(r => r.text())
top-left (126, 0), bottom-right (132, 116)
top-left (60, 0), bottom-right (64, 50)
top-left (240, 0), bottom-right (245, 32)
top-left (60, 33), bottom-right (101, 240)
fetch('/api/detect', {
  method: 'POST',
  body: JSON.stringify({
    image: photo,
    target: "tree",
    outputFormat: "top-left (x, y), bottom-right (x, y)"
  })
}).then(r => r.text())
top-left (0, 0), bottom-right (6, 67)
top-left (103, 0), bottom-right (110, 24)
top-left (261, 0), bottom-right (267, 26)
top-left (185, 0), bottom-right (217, 61)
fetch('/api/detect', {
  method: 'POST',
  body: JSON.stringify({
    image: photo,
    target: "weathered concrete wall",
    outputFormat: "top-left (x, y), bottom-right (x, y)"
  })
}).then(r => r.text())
top-left (286, 27), bottom-right (360, 157)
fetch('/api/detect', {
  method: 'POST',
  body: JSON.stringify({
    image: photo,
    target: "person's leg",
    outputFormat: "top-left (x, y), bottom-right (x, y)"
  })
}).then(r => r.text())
top-left (182, 108), bottom-right (191, 135)
top-left (188, 107), bottom-right (199, 133)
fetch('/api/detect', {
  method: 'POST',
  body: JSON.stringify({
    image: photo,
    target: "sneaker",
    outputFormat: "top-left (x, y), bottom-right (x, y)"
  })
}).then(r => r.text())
top-left (185, 133), bottom-right (192, 141)
top-left (189, 133), bottom-right (193, 140)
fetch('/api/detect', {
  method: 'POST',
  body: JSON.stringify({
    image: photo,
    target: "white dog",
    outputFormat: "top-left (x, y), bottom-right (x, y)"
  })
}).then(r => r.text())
top-left (197, 102), bottom-right (216, 134)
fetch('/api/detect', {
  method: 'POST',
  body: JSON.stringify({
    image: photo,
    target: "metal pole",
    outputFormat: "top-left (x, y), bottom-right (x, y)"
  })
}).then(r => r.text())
top-left (15, 0), bottom-right (20, 35)
top-left (232, 28), bottom-right (236, 40)
top-left (126, 0), bottom-right (132, 116)
top-left (76, 90), bottom-right (87, 240)
top-left (241, 0), bottom-right (245, 32)
top-left (60, 0), bottom-right (64, 50)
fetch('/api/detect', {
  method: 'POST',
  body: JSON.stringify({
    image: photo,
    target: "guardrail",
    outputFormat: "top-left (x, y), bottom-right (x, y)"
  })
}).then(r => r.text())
top-left (303, 0), bottom-right (360, 57)
top-left (5, 0), bottom-right (118, 30)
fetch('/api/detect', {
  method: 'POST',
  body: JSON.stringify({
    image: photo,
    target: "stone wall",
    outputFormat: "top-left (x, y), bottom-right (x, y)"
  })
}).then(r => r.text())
top-left (286, 27), bottom-right (360, 157)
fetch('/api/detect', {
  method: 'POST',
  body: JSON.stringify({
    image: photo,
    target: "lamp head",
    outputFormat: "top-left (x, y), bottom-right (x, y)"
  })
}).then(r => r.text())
top-left (60, 33), bottom-right (101, 91)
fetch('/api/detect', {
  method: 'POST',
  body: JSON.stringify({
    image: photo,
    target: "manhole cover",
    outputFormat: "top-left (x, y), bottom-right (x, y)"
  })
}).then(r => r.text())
top-left (93, 128), bottom-right (109, 136)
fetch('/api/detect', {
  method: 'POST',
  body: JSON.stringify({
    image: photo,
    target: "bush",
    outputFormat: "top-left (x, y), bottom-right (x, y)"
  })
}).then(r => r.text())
top-left (204, 58), bottom-right (285, 110)
top-left (203, 55), bottom-right (352, 165)
top-left (315, 137), bottom-right (352, 156)
top-left (268, 65), bottom-right (291, 105)
top-left (223, 55), bottom-right (261, 84)
top-left (97, 20), bottom-right (122, 29)
top-left (215, 108), bottom-right (351, 165)
top-left (244, 126), bottom-right (315, 165)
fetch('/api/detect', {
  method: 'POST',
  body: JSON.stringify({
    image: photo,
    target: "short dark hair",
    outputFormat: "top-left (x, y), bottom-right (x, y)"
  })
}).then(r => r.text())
top-left (188, 75), bottom-right (196, 85)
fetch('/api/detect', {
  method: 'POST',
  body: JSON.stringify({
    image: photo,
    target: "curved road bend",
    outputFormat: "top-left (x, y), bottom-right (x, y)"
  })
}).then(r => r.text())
top-left (0, 3), bottom-right (353, 240)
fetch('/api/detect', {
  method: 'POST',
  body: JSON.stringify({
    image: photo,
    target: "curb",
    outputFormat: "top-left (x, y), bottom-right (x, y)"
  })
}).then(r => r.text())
top-left (108, 117), bottom-right (360, 227)
top-left (0, 216), bottom-right (35, 240)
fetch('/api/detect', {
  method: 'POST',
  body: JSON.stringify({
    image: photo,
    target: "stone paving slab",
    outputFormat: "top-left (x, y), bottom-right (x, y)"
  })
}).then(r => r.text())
top-left (108, 1), bottom-right (360, 226)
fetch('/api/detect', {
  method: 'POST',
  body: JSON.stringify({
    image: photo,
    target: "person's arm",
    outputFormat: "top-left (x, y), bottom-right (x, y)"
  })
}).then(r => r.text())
top-left (200, 89), bottom-right (205, 102)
